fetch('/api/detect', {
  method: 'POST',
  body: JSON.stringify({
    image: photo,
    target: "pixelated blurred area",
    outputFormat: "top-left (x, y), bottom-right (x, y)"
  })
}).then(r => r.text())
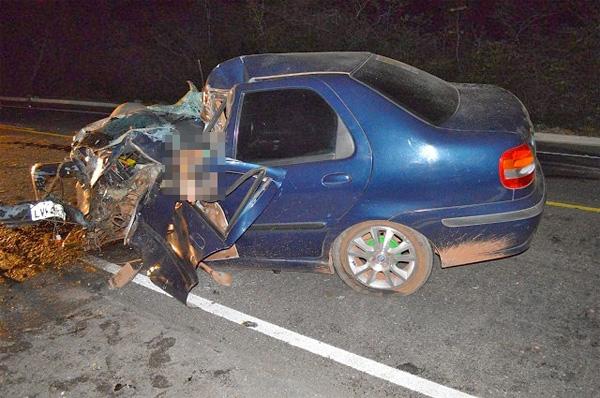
top-left (156, 81), bottom-right (227, 202)
top-left (160, 116), bottom-right (226, 203)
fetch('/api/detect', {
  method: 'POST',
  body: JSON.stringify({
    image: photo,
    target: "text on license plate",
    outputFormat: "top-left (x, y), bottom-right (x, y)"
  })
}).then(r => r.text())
top-left (30, 201), bottom-right (66, 221)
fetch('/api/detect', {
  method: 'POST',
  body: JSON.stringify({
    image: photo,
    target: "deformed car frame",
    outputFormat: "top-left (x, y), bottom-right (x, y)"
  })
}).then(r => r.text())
top-left (1, 52), bottom-right (546, 303)
top-left (1, 82), bottom-right (287, 303)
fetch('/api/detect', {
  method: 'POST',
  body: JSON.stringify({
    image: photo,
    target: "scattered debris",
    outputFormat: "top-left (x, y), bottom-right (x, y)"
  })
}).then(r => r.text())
top-left (113, 382), bottom-right (135, 392)
top-left (108, 261), bottom-right (142, 289)
top-left (241, 321), bottom-right (258, 328)
top-left (213, 369), bottom-right (231, 377)
top-left (395, 362), bottom-right (424, 375)
top-left (198, 262), bottom-right (232, 287)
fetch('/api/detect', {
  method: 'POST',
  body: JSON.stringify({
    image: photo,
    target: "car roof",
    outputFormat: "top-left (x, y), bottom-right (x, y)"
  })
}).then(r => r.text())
top-left (206, 52), bottom-right (372, 90)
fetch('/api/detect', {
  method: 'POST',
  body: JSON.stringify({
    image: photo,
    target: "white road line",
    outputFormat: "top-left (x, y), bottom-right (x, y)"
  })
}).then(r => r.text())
top-left (86, 255), bottom-right (477, 398)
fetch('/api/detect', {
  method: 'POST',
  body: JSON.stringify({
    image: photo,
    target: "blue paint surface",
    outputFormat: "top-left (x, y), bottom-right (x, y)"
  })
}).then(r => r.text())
top-left (196, 53), bottom-right (545, 268)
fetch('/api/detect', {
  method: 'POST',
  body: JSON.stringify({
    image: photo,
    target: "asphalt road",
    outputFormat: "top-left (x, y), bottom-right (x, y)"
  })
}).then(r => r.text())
top-left (0, 110), bottom-right (599, 397)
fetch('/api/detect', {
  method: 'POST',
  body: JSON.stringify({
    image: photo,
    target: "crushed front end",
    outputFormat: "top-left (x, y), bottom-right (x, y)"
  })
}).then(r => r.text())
top-left (0, 82), bottom-right (285, 303)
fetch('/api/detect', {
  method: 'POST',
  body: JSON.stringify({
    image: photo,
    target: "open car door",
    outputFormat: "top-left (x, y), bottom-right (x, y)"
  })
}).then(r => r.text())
top-left (129, 159), bottom-right (286, 303)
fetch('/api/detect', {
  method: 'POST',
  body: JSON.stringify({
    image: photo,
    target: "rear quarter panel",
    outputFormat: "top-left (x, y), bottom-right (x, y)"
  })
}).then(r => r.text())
top-left (323, 75), bottom-right (522, 221)
top-left (322, 75), bottom-right (544, 267)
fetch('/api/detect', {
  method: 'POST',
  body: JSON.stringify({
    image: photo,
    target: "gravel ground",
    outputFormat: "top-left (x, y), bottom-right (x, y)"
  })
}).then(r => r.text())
top-left (1, 123), bottom-right (599, 398)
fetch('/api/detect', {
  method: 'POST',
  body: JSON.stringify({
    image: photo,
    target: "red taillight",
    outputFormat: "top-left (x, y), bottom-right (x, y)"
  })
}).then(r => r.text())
top-left (499, 144), bottom-right (536, 189)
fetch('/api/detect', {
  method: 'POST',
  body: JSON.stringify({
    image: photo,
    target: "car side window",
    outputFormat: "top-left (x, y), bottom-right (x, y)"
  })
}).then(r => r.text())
top-left (236, 88), bottom-right (353, 165)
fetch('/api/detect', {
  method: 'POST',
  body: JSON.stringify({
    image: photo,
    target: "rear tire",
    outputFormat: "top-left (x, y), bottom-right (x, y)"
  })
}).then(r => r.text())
top-left (332, 220), bottom-right (433, 295)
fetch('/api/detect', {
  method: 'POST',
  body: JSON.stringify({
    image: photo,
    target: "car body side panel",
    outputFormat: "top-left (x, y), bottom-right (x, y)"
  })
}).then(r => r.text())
top-left (220, 76), bottom-right (373, 259)
top-left (317, 75), bottom-right (542, 266)
top-left (321, 75), bottom-right (521, 211)
top-left (205, 68), bottom-right (544, 271)
top-left (130, 159), bottom-right (286, 303)
top-left (210, 160), bottom-right (545, 272)
top-left (388, 166), bottom-right (545, 266)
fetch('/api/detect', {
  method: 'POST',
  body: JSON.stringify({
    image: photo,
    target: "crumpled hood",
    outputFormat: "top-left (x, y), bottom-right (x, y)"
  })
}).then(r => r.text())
top-left (73, 81), bottom-right (203, 150)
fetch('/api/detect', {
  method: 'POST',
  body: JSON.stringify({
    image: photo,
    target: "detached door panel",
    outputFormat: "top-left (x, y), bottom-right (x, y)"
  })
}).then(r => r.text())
top-left (134, 158), bottom-right (285, 302)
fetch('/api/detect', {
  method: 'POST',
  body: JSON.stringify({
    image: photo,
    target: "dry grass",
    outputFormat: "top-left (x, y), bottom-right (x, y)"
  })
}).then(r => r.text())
top-left (0, 223), bottom-right (83, 282)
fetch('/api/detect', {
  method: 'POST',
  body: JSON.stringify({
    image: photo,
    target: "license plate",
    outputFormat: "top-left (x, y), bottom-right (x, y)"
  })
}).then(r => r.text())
top-left (30, 201), bottom-right (66, 221)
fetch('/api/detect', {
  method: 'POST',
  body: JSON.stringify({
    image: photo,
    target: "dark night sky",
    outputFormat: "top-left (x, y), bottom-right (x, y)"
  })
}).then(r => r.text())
top-left (1, 0), bottom-right (598, 128)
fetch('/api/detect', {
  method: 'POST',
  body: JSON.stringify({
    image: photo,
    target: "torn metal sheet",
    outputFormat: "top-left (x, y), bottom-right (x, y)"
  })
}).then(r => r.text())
top-left (0, 81), bottom-right (286, 303)
top-left (108, 261), bottom-right (143, 289)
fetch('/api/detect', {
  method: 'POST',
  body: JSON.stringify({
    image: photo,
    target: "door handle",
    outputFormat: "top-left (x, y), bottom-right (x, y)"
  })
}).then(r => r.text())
top-left (321, 173), bottom-right (352, 187)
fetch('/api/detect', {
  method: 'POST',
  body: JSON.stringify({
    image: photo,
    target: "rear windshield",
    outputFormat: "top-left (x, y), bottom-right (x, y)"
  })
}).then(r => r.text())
top-left (352, 55), bottom-right (458, 125)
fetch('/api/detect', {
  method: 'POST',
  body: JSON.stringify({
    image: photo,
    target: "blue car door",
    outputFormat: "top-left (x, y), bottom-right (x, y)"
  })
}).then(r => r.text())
top-left (135, 157), bottom-right (286, 302)
top-left (223, 76), bottom-right (372, 261)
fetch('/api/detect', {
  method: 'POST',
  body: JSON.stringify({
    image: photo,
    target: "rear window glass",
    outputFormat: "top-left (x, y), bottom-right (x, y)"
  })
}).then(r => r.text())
top-left (352, 55), bottom-right (458, 125)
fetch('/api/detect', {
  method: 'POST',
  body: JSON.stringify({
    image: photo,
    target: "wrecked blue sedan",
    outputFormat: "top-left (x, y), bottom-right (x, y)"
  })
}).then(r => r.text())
top-left (0, 52), bottom-right (545, 303)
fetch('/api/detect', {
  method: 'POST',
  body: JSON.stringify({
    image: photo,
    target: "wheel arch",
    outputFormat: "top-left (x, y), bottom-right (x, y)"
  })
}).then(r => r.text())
top-left (328, 219), bottom-right (434, 295)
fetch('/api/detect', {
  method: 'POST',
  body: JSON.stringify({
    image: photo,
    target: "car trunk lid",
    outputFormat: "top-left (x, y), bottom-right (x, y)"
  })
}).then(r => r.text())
top-left (440, 83), bottom-right (534, 142)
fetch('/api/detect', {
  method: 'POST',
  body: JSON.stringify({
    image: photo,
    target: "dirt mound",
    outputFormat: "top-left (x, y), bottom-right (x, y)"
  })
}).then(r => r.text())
top-left (0, 223), bottom-right (83, 282)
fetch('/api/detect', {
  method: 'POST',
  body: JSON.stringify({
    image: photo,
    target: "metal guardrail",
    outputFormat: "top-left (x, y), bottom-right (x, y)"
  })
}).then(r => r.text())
top-left (536, 132), bottom-right (600, 148)
top-left (3, 96), bottom-right (599, 144)
top-left (0, 95), bottom-right (119, 109)
top-left (1, 94), bottom-right (598, 177)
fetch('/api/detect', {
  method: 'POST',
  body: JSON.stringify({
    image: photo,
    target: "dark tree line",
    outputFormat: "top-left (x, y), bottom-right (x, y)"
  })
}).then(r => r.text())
top-left (1, 0), bottom-right (598, 131)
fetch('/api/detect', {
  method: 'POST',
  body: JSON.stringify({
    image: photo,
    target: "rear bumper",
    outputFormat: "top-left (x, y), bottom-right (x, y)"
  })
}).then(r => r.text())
top-left (441, 195), bottom-right (544, 228)
top-left (436, 172), bottom-right (545, 267)
top-left (435, 212), bottom-right (542, 268)
top-left (392, 167), bottom-right (546, 268)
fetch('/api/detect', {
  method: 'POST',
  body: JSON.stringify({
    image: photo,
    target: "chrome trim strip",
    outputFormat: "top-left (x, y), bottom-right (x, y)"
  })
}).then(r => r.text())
top-left (441, 197), bottom-right (545, 228)
top-left (248, 222), bottom-right (327, 231)
top-left (249, 71), bottom-right (349, 82)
